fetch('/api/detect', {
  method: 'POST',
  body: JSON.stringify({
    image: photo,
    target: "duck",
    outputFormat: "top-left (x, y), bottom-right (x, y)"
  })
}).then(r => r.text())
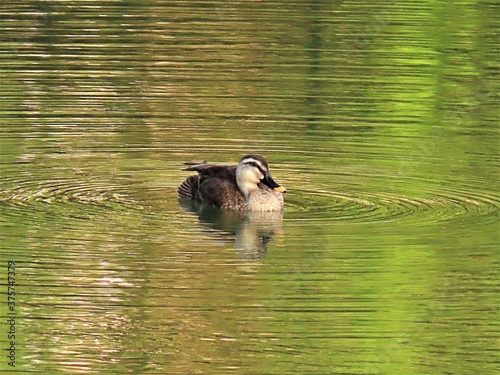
top-left (178, 154), bottom-right (286, 211)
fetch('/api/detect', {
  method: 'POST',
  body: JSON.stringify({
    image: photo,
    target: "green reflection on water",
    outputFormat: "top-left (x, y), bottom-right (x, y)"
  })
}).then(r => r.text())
top-left (1, 0), bottom-right (498, 374)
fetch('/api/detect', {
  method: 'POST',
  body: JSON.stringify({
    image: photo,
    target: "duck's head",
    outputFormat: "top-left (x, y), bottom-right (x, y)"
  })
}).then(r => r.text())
top-left (236, 154), bottom-right (286, 197)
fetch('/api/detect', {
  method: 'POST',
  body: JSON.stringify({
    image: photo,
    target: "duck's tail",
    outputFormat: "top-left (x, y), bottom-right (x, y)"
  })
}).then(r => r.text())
top-left (177, 175), bottom-right (197, 199)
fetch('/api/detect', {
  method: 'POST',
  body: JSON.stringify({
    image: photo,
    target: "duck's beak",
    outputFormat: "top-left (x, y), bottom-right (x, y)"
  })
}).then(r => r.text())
top-left (261, 173), bottom-right (286, 193)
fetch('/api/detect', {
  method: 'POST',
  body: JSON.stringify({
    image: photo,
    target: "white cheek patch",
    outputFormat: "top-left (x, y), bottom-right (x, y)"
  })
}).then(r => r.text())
top-left (240, 166), bottom-right (262, 184)
top-left (248, 168), bottom-right (262, 182)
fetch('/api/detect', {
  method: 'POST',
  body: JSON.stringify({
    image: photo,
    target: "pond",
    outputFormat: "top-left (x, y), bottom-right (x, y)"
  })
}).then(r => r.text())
top-left (1, 1), bottom-right (498, 374)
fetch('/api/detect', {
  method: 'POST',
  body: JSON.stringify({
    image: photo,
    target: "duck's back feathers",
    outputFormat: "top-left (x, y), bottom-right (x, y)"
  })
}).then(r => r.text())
top-left (178, 163), bottom-right (247, 209)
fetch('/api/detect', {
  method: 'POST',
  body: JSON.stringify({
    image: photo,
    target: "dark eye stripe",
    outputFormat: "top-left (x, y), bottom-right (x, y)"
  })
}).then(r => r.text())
top-left (255, 164), bottom-right (267, 176)
top-left (246, 161), bottom-right (267, 175)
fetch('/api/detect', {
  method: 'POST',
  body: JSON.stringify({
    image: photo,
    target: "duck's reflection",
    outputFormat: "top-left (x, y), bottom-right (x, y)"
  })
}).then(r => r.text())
top-left (180, 200), bottom-right (283, 259)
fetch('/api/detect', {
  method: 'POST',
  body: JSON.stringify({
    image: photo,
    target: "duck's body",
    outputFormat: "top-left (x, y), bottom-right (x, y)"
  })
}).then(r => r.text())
top-left (178, 154), bottom-right (286, 211)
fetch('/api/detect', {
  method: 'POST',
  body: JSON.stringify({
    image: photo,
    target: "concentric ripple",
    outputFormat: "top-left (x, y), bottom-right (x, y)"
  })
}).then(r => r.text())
top-left (285, 187), bottom-right (500, 224)
top-left (0, 177), bottom-right (141, 223)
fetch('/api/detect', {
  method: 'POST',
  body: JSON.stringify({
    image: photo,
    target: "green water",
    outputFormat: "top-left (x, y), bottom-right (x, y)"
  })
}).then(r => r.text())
top-left (1, 1), bottom-right (498, 374)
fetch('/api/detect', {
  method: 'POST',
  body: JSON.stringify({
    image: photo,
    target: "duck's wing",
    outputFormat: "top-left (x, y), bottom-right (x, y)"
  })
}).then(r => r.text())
top-left (178, 164), bottom-right (245, 208)
top-left (197, 175), bottom-right (246, 208)
top-left (179, 164), bottom-right (232, 199)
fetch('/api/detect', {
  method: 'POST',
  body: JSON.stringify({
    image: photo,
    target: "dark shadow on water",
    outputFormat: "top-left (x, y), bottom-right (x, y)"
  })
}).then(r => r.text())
top-left (179, 199), bottom-right (283, 259)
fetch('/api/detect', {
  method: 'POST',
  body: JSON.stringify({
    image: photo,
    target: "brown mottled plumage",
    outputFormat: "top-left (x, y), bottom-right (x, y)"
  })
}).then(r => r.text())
top-left (178, 155), bottom-right (286, 211)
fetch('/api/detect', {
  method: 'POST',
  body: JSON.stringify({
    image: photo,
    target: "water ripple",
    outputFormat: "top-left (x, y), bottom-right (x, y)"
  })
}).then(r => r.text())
top-left (285, 187), bottom-right (499, 224)
top-left (2, 177), bottom-right (497, 226)
top-left (0, 178), bottom-right (140, 222)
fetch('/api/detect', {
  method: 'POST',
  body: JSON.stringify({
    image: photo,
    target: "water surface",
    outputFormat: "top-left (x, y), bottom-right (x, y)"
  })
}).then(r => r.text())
top-left (1, 1), bottom-right (498, 374)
